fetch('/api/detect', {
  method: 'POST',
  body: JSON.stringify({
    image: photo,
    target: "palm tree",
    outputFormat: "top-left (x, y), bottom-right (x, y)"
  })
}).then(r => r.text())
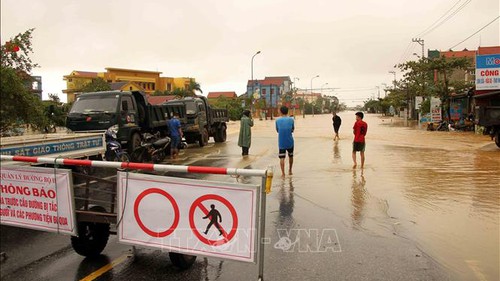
top-left (186, 79), bottom-right (202, 96)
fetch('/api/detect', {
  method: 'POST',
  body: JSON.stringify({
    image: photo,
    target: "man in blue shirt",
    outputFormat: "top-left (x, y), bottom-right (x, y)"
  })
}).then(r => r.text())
top-left (276, 106), bottom-right (295, 177)
top-left (168, 112), bottom-right (183, 159)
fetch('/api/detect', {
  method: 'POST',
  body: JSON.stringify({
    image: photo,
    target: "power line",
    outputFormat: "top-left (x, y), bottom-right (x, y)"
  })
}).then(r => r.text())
top-left (416, 0), bottom-right (464, 37)
top-left (418, 0), bottom-right (472, 37)
top-left (449, 16), bottom-right (500, 49)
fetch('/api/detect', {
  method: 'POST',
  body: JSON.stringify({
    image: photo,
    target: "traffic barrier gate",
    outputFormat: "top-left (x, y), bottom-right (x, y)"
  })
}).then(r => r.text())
top-left (0, 155), bottom-right (273, 281)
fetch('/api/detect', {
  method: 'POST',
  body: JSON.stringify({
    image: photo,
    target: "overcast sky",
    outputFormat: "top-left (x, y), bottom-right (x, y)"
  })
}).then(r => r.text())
top-left (1, 0), bottom-right (499, 105)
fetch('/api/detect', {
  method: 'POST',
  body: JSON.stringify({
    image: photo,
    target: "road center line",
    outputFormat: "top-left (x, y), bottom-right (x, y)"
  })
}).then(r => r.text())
top-left (79, 253), bottom-right (131, 281)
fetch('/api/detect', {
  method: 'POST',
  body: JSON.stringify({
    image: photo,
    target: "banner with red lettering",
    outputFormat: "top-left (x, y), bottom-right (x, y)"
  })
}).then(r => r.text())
top-left (0, 166), bottom-right (76, 235)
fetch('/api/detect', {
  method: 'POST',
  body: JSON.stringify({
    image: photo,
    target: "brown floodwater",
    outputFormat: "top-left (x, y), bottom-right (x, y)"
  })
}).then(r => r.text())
top-left (183, 112), bottom-right (498, 280)
top-left (286, 112), bottom-right (500, 280)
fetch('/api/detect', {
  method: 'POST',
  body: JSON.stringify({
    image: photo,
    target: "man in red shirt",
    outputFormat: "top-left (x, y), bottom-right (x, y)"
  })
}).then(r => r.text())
top-left (352, 112), bottom-right (368, 168)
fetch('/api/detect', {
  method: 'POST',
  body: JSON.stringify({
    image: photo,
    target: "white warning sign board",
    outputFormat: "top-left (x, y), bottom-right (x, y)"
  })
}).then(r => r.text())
top-left (0, 166), bottom-right (76, 235)
top-left (117, 172), bottom-right (259, 263)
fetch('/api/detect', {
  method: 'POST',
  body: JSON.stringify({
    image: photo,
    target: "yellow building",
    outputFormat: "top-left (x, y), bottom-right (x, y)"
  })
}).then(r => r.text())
top-left (63, 67), bottom-right (195, 103)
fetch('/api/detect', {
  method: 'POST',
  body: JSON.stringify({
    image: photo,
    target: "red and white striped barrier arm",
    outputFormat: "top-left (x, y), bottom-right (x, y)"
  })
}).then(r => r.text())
top-left (0, 155), bottom-right (268, 177)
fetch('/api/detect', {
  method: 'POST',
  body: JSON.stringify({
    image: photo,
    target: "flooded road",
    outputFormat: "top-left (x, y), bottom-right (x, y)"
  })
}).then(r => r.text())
top-left (1, 112), bottom-right (498, 281)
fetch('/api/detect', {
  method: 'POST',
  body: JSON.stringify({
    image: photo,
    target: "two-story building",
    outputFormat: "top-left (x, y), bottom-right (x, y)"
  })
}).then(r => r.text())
top-left (63, 67), bottom-right (195, 103)
top-left (246, 76), bottom-right (292, 118)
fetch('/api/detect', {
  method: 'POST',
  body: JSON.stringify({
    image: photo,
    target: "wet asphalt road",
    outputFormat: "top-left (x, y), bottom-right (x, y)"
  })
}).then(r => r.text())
top-left (1, 112), bottom-right (498, 281)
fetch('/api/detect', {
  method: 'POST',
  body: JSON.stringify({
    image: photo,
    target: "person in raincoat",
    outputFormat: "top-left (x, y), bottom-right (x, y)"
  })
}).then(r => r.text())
top-left (238, 110), bottom-right (253, 156)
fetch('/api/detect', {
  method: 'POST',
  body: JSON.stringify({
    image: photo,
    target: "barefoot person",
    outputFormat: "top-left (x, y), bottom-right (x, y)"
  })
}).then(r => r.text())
top-left (352, 112), bottom-right (367, 169)
top-left (332, 112), bottom-right (342, 141)
top-left (168, 112), bottom-right (183, 159)
top-left (276, 106), bottom-right (295, 177)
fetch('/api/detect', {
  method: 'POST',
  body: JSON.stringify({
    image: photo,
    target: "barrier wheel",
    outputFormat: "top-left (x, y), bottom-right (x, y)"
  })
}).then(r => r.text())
top-left (169, 252), bottom-right (197, 270)
top-left (71, 206), bottom-right (110, 257)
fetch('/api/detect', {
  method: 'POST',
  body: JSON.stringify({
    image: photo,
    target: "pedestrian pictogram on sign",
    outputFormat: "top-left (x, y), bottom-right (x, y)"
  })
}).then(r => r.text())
top-left (189, 194), bottom-right (238, 246)
top-left (134, 188), bottom-right (179, 237)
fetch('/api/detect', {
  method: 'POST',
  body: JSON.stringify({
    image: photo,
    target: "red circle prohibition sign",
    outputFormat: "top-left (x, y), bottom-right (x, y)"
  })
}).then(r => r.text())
top-left (189, 194), bottom-right (238, 246)
top-left (134, 188), bottom-right (179, 238)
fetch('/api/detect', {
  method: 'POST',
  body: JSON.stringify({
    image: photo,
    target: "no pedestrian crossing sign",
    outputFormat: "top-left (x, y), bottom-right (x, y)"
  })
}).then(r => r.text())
top-left (117, 172), bottom-right (259, 263)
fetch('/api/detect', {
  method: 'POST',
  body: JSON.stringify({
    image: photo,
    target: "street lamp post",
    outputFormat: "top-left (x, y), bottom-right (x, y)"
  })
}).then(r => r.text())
top-left (318, 82), bottom-right (328, 116)
top-left (389, 71), bottom-right (396, 87)
top-left (251, 51), bottom-right (261, 117)
top-left (309, 75), bottom-right (319, 118)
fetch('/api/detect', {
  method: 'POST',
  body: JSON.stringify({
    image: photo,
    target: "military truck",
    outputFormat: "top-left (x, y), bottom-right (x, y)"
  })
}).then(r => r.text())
top-left (66, 91), bottom-right (184, 151)
top-left (165, 96), bottom-right (228, 146)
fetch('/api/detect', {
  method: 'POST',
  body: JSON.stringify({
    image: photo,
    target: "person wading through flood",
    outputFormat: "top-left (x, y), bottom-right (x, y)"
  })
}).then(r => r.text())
top-left (168, 112), bottom-right (183, 159)
top-left (238, 109), bottom-right (253, 156)
top-left (276, 106), bottom-right (295, 177)
top-left (352, 111), bottom-right (368, 169)
top-left (332, 112), bottom-right (342, 141)
top-left (202, 204), bottom-right (223, 236)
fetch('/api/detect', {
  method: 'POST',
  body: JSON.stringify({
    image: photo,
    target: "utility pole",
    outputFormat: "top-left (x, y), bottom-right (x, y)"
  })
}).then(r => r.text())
top-left (412, 38), bottom-right (425, 58)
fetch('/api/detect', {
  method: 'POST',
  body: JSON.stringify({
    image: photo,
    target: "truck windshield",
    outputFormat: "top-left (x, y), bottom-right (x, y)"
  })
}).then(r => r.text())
top-left (70, 96), bottom-right (119, 114)
top-left (186, 102), bottom-right (197, 115)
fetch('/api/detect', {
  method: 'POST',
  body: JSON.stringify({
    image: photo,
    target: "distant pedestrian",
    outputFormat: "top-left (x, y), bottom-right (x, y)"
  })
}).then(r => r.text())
top-left (276, 106), bottom-right (295, 177)
top-left (352, 112), bottom-right (368, 169)
top-left (238, 110), bottom-right (254, 156)
top-left (332, 112), bottom-right (342, 141)
top-left (168, 112), bottom-right (183, 159)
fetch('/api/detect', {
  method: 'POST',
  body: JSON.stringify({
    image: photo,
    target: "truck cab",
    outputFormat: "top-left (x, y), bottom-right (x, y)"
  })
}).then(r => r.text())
top-left (165, 96), bottom-right (228, 146)
top-left (66, 91), bottom-right (147, 151)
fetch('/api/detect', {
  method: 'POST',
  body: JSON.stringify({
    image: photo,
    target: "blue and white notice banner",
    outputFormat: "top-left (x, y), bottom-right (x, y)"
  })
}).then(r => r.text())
top-left (0, 137), bottom-right (104, 157)
top-left (475, 54), bottom-right (500, 90)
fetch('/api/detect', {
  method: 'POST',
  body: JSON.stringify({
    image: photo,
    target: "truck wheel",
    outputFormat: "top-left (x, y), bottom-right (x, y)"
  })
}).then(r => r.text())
top-left (495, 131), bottom-right (500, 148)
top-left (214, 126), bottom-right (227, 143)
top-left (169, 252), bottom-right (197, 270)
top-left (129, 133), bottom-right (141, 152)
top-left (198, 129), bottom-right (209, 147)
top-left (71, 206), bottom-right (110, 257)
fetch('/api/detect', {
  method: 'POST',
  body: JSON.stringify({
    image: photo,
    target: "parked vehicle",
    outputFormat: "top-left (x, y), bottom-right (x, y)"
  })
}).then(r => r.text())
top-left (104, 125), bottom-right (130, 162)
top-left (66, 91), bottom-right (185, 152)
top-left (436, 121), bottom-right (450, 131)
top-left (475, 105), bottom-right (500, 148)
top-left (130, 132), bottom-right (171, 163)
top-left (165, 95), bottom-right (229, 146)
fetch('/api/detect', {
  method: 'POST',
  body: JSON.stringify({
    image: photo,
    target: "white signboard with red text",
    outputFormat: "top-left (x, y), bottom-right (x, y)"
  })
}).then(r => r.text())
top-left (117, 172), bottom-right (259, 263)
top-left (476, 54), bottom-right (500, 90)
top-left (0, 166), bottom-right (76, 235)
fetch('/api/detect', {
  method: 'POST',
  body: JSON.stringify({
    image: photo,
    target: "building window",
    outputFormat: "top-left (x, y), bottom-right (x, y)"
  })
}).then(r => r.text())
top-left (167, 83), bottom-right (172, 91)
top-left (152, 83), bottom-right (155, 90)
top-left (68, 79), bottom-right (73, 82)
top-left (262, 89), bottom-right (267, 96)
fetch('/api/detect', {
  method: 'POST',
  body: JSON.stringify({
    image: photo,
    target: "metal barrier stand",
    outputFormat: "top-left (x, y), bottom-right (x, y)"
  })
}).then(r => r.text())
top-left (0, 155), bottom-right (273, 281)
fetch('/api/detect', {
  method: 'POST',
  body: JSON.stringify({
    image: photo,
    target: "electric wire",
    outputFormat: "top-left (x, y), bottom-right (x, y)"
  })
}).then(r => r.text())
top-left (449, 16), bottom-right (500, 49)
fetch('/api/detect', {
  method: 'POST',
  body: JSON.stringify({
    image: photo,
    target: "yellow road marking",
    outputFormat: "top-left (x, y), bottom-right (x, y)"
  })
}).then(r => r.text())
top-left (80, 254), bottom-right (131, 281)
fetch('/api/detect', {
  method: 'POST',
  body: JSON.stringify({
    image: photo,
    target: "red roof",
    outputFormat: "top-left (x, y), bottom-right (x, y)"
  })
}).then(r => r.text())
top-left (207, 92), bottom-right (237, 98)
top-left (441, 50), bottom-right (476, 58)
top-left (147, 95), bottom-right (177, 105)
top-left (247, 76), bottom-right (291, 87)
top-left (478, 46), bottom-right (500, 55)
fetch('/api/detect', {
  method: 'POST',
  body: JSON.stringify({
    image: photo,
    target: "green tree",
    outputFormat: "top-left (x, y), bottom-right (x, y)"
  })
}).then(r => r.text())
top-left (186, 80), bottom-right (202, 96)
top-left (80, 77), bottom-right (111, 93)
top-left (210, 96), bottom-right (245, 121)
top-left (1, 28), bottom-right (47, 132)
